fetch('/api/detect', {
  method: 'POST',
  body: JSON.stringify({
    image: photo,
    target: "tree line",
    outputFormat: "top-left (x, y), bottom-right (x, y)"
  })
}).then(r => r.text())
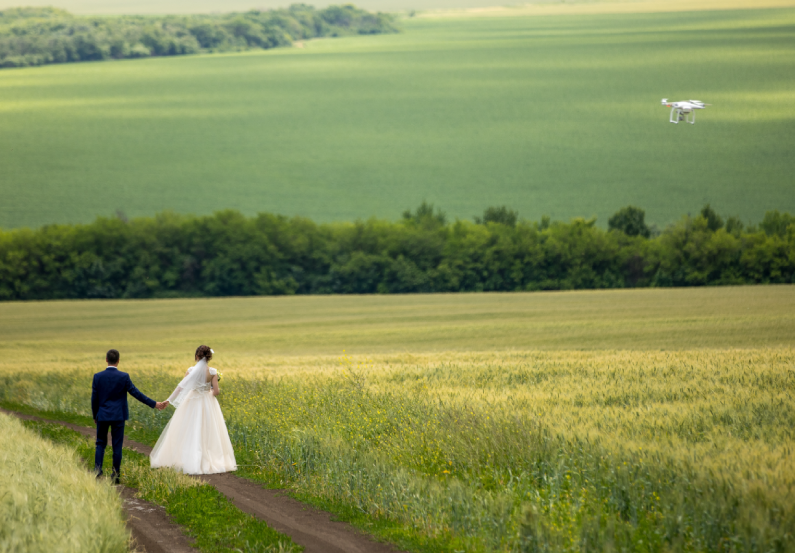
top-left (0, 5), bottom-right (397, 68)
top-left (0, 204), bottom-right (792, 301)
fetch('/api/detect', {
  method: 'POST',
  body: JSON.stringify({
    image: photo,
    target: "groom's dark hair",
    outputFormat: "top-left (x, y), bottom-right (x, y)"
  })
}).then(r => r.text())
top-left (106, 349), bottom-right (120, 365)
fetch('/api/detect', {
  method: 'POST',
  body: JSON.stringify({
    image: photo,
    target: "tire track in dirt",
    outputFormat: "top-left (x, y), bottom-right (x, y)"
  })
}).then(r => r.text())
top-left (120, 487), bottom-right (197, 553)
top-left (2, 408), bottom-right (404, 553)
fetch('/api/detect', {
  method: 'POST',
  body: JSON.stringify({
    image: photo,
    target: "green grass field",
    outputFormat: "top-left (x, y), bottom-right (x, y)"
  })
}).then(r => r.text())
top-left (1, 5), bottom-right (794, 230)
top-left (1, 286), bottom-right (794, 551)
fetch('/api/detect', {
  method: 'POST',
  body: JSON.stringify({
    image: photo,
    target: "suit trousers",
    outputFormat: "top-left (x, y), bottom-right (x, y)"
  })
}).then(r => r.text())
top-left (95, 420), bottom-right (125, 475)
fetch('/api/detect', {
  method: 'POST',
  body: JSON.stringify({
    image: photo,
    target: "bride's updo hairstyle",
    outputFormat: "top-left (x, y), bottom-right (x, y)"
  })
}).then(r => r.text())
top-left (195, 345), bottom-right (213, 362)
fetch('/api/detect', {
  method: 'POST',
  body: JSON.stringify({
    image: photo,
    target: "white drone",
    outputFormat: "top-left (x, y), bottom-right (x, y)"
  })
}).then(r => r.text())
top-left (661, 99), bottom-right (709, 124)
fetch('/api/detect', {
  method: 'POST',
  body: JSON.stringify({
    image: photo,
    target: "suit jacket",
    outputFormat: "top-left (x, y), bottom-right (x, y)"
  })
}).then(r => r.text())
top-left (91, 366), bottom-right (156, 421)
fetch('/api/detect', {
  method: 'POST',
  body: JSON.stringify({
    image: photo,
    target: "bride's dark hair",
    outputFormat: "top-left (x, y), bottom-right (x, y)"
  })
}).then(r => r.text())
top-left (195, 345), bottom-right (213, 362)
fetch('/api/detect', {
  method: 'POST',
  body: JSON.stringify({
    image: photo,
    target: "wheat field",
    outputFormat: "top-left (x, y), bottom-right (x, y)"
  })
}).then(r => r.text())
top-left (1, 287), bottom-right (793, 551)
top-left (0, 413), bottom-right (130, 553)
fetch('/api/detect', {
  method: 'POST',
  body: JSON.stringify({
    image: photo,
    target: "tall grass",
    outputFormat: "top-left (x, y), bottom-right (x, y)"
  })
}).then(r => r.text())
top-left (219, 350), bottom-right (795, 552)
top-left (22, 420), bottom-right (303, 553)
top-left (0, 412), bottom-right (129, 553)
top-left (3, 349), bottom-right (793, 552)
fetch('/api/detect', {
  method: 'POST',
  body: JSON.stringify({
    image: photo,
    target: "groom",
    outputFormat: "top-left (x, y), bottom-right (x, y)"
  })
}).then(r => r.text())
top-left (91, 349), bottom-right (166, 483)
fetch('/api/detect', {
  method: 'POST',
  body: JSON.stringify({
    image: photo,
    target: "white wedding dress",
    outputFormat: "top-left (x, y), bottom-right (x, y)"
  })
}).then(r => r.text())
top-left (150, 359), bottom-right (237, 475)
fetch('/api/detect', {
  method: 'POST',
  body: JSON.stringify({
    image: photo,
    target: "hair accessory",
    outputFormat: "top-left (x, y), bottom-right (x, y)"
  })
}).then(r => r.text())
top-left (210, 349), bottom-right (214, 354)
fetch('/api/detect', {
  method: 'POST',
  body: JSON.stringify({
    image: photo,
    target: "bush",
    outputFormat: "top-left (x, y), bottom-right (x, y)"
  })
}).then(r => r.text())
top-left (0, 205), bottom-right (793, 300)
top-left (129, 43), bottom-right (151, 57)
top-left (700, 203), bottom-right (724, 231)
top-left (475, 206), bottom-right (518, 227)
top-left (760, 210), bottom-right (795, 237)
top-left (608, 205), bottom-right (651, 238)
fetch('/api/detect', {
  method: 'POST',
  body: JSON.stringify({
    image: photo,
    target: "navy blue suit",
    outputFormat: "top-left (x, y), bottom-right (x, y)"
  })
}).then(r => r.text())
top-left (91, 366), bottom-right (156, 476)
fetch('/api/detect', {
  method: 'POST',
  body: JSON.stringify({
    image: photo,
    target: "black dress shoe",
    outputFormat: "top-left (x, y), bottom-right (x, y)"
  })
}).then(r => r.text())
top-left (95, 470), bottom-right (104, 479)
top-left (111, 472), bottom-right (120, 485)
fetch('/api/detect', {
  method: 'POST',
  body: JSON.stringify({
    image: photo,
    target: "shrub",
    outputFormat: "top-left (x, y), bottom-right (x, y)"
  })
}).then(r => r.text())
top-left (0, 205), bottom-right (793, 300)
top-left (608, 205), bottom-right (651, 238)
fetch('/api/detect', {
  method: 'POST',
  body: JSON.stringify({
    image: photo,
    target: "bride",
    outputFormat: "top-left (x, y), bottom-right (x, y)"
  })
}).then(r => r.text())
top-left (150, 345), bottom-right (237, 474)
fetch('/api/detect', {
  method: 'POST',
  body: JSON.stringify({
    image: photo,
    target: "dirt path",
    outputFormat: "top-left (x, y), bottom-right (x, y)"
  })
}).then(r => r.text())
top-left (120, 487), bottom-right (197, 553)
top-left (2, 408), bottom-right (403, 553)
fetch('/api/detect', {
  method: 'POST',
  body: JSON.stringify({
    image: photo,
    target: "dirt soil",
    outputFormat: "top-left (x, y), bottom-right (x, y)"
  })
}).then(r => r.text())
top-left (120, 487), bottom-right (197, 553)
top-left (2, 408), bottom-right (403, 553)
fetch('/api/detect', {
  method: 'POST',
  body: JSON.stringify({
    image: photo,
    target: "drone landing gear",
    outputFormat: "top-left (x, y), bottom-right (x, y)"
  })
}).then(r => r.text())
top-left (670, 108), bottom-right (696, 124)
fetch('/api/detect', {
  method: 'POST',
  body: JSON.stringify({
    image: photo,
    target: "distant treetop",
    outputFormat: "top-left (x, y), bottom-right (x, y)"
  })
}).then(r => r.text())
top-left (608, 206), bottom-right (651, 238)
top-left (475, 206), bottom-right (519, 227)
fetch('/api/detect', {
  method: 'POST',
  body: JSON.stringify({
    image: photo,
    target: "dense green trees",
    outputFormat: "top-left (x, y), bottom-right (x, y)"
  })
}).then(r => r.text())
top-left (0, 205), bottom-right (792, 300)
top-left (0, 5), bottom-right (397, 68)
top-left (475, 205), bottom-right (518, 227)
top-left (608, 205), bottom-right (651, 238)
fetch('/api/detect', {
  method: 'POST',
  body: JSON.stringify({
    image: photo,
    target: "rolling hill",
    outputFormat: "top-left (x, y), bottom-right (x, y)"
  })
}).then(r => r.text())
top-left (1, 3), bottom-right (794, 229)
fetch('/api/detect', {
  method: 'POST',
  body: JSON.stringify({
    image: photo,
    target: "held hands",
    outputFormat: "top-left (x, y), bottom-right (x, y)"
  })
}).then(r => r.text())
top-left (155, 401), bottom-right (169, 411)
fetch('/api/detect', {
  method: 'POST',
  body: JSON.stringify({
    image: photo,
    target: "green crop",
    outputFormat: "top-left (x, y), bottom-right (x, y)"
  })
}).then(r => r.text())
top-left (1, 7), bottom-right (794, 229)
top-left (0, 412), bottom-right (129, 553)
top-left (1, 287), bottom-right (793, 551)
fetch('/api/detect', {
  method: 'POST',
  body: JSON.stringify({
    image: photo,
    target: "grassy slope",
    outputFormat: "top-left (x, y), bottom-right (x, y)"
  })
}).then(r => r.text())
top-left (1, 7), bottom-right (794, 230)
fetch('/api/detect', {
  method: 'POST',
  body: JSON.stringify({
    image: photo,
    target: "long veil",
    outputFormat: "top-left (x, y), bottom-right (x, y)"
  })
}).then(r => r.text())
top-left (167, 359), bottom-right (208, 408)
